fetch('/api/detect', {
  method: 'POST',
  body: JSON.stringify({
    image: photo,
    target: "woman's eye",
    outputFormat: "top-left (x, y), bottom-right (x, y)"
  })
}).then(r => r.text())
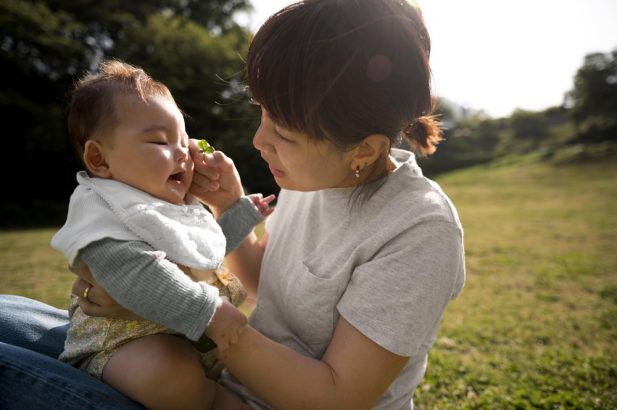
top-left (150, 141), bottom-right (167, 145)
top-left (273, 128), bottom-right (291, 142)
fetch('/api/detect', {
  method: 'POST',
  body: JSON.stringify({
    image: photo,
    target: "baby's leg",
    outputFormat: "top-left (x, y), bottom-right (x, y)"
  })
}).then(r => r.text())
top-left (103, 334), bottom-right (216, 410)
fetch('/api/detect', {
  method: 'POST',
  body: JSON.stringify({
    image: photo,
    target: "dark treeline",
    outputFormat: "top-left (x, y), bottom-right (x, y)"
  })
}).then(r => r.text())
top-left (1, 0), bottom-right (270, 226)
top-left (419, 49), bottom-right (617, 176)
top-left (420, 50), bottom-right (617, 175)
top-left (1, 0), bottom-right (616, 227)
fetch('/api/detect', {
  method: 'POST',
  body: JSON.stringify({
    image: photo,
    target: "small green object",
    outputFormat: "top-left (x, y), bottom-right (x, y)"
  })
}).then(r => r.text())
top-left (198, 139), bottom-right (214, 154)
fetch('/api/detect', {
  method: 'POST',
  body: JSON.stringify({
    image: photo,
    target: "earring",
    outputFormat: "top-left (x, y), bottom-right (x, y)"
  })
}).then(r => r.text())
top-left (355, 166), bottom-right (361, 178)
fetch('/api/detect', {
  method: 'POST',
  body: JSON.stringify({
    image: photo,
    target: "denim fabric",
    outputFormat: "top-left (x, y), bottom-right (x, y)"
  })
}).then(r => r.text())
top-left (0, 295), bottom-right (143, 409)
top-left (0, 295), bottom-right (68, 358)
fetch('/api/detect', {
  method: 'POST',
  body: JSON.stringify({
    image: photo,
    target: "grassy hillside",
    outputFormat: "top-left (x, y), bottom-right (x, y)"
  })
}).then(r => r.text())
top-left (1, 158), bottom-right (615, 408)
top-left (415, 157), bottom-right (617, 408)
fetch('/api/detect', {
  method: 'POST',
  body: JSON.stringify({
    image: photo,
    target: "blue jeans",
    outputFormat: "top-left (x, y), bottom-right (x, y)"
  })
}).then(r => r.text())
top-left (0, 295), bottom-right (143, 409)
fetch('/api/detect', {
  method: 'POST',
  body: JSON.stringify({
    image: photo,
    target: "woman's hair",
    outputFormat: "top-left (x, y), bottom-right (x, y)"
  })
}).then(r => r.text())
top-left (247, 0), bottom-right (441, 156)
top-left (67, 59), bottom-right (174, 161)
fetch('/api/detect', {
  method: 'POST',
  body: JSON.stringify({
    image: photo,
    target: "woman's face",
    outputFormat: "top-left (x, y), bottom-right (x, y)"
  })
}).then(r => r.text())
top-left (253, 108), bottom-right (358, 191)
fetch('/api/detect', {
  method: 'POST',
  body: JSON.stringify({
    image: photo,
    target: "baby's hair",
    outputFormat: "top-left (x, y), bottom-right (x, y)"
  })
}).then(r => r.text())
top-left (67, 59), bottom-right (174, 162)
top-left (247, 0), bottom-right (441, 156)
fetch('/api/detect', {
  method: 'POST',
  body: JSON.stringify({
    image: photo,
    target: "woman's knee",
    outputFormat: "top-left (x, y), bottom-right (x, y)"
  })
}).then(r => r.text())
top-left (0, 295), bottom-right (68, 357)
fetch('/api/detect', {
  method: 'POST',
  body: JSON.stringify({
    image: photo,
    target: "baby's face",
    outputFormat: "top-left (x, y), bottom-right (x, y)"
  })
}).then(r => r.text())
top-left (101, 94), bottom-right (194, 205)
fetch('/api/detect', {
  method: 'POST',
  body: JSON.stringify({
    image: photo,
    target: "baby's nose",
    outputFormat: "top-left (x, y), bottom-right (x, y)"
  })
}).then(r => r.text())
top-left (175, 145), bottom-right (189, 162)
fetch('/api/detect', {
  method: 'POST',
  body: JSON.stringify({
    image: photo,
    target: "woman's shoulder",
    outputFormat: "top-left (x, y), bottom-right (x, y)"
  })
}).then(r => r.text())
top-left (271, 150), bottom-right (462, 233)
top-left (372, 149), bottom-right (462, 230)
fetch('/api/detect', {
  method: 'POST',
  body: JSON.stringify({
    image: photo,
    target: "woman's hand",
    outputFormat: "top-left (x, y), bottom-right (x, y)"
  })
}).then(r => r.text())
top-left (189, 139), bottom-right (244, 218)
top-left (70, 265), bottom-right (142, 321)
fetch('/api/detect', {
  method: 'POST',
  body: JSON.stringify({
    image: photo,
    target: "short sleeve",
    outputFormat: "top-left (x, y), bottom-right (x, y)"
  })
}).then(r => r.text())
top-left (337, 220), bottom-right (465, 357)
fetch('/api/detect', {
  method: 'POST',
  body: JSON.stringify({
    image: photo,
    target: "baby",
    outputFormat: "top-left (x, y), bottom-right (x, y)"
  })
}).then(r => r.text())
top-left (52, 59), bottom-right (271, 409)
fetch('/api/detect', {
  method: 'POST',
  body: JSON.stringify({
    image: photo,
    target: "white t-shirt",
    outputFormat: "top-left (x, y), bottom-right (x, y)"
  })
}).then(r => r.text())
top-left (223, 149), bottom-right (465, 409)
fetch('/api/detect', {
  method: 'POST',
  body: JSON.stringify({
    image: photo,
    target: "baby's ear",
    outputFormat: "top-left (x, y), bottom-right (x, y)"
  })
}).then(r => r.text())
top-left (83, 140), bottom-right (111, 178)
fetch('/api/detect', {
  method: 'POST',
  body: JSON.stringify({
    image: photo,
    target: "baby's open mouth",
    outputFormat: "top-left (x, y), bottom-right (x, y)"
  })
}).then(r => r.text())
top-left (169, 172), bottom-right (184, 182)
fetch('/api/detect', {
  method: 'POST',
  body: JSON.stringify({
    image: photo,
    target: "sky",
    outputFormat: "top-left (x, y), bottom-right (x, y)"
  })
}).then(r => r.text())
top-left (237, 0), bottom-right (617, 118)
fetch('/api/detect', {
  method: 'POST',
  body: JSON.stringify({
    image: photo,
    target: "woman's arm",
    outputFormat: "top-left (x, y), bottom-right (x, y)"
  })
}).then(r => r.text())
top-left (222, 221), bottom-right (464, 408)
top-left (224, 232), bottom-right (268, 299)
top-left (222, 317), bottom-right (408, 409)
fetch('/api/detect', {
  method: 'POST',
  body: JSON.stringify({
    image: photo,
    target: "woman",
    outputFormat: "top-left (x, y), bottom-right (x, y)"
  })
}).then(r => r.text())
top-left (0, 1), bottom-right (464, 408)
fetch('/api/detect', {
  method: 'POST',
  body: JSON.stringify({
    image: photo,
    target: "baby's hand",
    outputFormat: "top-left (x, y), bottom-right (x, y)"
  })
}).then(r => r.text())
top-left (205, 297), bottom-right (247, 358)
top-left (249, 193), bottom-right (276, 217)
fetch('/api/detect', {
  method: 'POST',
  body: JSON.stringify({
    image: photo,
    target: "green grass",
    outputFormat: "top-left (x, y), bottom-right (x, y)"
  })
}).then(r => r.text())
top-left (1, 159), bottom-right (616, 408)
top-left (414, 158), bottom-right (617, 409)
top-left (0, 228), bottom-right (74, 309)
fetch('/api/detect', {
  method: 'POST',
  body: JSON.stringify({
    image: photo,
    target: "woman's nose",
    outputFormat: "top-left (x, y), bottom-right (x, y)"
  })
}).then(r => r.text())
top-left (253, 122), bottom-right (274, 153)
top-left (253, 122), bottom-right (264, 151)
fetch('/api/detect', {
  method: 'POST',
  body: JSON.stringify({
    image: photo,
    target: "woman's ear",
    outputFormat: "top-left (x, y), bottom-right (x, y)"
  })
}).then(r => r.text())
top-left (83, 140), bottom-right (111, 178)
top-left (350, 134), bottom-right (390, 172)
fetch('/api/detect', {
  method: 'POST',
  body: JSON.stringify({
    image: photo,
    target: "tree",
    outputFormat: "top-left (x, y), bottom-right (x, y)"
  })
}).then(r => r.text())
top-left (0, 0), bottom-right (263, 226)
top-left (566, 50), bottom-right (617, 142)
top-left (509, 109), bottom-right (551, 141)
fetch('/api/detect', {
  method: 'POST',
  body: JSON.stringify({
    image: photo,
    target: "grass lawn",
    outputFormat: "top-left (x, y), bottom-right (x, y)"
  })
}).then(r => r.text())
top-left (415, 158), bottom-right (617, 409)
top-left (1, 158), bottom-right (615, 408)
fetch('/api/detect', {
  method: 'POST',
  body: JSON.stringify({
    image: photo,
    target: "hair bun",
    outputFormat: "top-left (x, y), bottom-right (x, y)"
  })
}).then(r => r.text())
top-left (403, 115), bottom-right (442, 156)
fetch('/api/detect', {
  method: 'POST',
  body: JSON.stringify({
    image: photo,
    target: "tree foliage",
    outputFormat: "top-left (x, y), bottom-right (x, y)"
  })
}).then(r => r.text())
top-left (0, 0), bottom-right (276, 226)
top-left (419, 50), bottom-right (617, 177)
top-left (2, 1), bottom-right (615, 226)
top-left (566, 50), bottom-right (617, 142)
